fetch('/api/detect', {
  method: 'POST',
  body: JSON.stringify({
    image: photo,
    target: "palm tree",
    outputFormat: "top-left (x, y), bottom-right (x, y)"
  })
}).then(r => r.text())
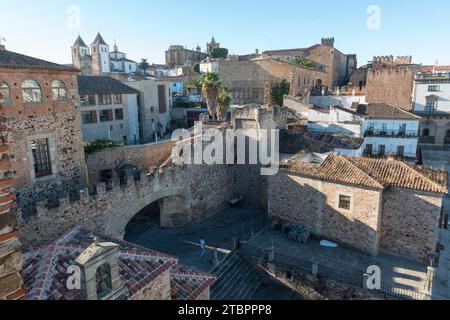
top-left (216, 86), bottom-right (231, 121)
top-left (199, 72), bottom-right (222, 121)
top-left (138, 58), bottom-right (150, 73)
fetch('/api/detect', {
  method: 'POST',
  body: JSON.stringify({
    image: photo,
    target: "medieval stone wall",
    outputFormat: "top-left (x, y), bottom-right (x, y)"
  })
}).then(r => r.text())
top-left (0, 117), bottom-right (24, 300)
top-left (0, 69), bottom-right (86, 216)
top-left (268, 172), bottom-right (383, 256)
top-left (366, 65), bottom-right (418, 111)
top-left (86, 140), bottom-right (175, 185)
top-left (380, 187), bottom-right (442, 262)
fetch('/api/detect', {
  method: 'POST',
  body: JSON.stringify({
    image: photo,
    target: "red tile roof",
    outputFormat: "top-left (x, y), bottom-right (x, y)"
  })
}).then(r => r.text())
top-left (22, 227), bottom-right (215, 300)
top-left (283, 153), bottom-right (448, 194)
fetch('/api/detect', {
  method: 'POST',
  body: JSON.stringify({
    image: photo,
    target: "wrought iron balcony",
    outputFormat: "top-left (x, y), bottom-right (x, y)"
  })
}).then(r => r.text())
top-left (364, 129), bottom-right (419, 138)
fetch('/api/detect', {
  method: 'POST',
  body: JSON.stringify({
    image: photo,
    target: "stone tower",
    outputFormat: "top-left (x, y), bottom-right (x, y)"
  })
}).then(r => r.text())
top-left (71, 35), bottom-right (89, 70)
top-left (91, 33), bottom-right (110, 75)
top-left (206, 37), bottom-right (220, 55)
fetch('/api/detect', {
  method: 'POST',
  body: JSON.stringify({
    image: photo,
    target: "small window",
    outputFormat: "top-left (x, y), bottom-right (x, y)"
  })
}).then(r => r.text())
top-left (99, 109), bottom-right (113, 122)
top-left (51, 80), bottom-right (68, 101)
top-left (422, 128), bottom-right (430, 137)
top-left (365, 144), bottom-right (373, 155)
top-left (81, 95), bottom-right (96, 106)
top-left (425, 96), bottom-right (437, 113)
top-left (98, 94), bottom-right (112, 105)
top-left (96, 263), bottom-right (112, 299)
top-left (0, 81), bottom-right (12, 104)
top-left (379, 145), bottom-right (386, 156)
top-left (81, 111), bottom-right (97, 124)
top-left (113, 94), bottom-right (122, 104)
top-left (22, 79), bottom-right (43, 103)
top-left (428, 85), bottom-right (440, 92)
top-left (114, 108), bottom-right (123, 120)
top-left (338, 194), bottom-right (351, 210)
top-left (31, 138), bottom-right (52, 178)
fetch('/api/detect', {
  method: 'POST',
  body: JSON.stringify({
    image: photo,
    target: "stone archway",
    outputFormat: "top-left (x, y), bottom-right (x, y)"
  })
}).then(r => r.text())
top-left (104, 187), bottom-right (192, 239)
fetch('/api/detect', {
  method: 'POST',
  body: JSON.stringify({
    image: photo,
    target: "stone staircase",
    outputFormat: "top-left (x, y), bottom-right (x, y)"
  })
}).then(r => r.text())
top-left (210, 252), bottom-right (264, 300)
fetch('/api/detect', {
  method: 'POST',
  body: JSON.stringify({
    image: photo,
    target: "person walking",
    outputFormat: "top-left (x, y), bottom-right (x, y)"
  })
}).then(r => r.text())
top-left (200, 237), bottom-right (206, 257)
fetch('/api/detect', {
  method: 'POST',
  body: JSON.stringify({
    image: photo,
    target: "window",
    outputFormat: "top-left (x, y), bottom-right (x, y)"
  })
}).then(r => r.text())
top-left (51, 80), bottom-right (68, 101)
top-left (0, 81), bottom-right (11, 104)
top-left (428, 85), bottom-right (440, 92)
top-left (99, 109), bottom-right (113, 122)
top-left (31, 138), bottom-right (52, 178)
top-left (397, 146), bottom-right (405, 157)
top-left (338, 194), bottom-right (351, 210)
top-left (113, 94), bottom-right (122, 104)
top-left (81, 111), bottom-right (97, 124)
top-left (22, 79), bottom-right (43, 103)
top-left (422, 128), bottom-right (430, 137)
top-left (365, 144), bottom-right (373, 155)
top-left (399, 124), bottom-right (407, 135)
top-left (378, 145), bottom-right (386, 156)
top-left (114, 108), bottom-right (124, 120)
top-left (81, 95), bottom-right (96, 106)
top-left (98, 94), bottom-right (112, 105)
top-left (150, 107), bottom-right (155, 113)
top-left (381, 123), bottom-right (387, 134)
top-left (96, 264), bottom-right (112, 299)
top-left (425, 96), bottom-right (438, 113)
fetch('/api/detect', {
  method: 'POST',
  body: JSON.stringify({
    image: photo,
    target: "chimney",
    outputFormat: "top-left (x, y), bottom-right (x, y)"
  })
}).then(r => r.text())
top-left (75, 238), bottom-right (126, 300)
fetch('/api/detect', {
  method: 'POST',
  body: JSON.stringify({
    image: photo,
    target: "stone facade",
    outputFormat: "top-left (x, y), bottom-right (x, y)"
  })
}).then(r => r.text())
top-left (263, 38), bottom-right (357, 87)
top-left (208, 59), bottom-right (325, 106)
top-left (380, 187), bottom-right (442, 262)
top-left (0, 67), bottom-right (87, 216)
top-left (268, 169), bottom-right (445, 262)
top-left (269, 173), bottom-right (382, 255)
top-left (130, 268), bottom-right (172, 300)
top-left (165, 45), bottom-right (209, 68)
top-left (366, 64), bottom-right (419, 111)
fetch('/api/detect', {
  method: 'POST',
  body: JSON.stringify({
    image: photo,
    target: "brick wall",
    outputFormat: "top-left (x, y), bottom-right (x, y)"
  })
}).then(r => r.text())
top-left (0, 68), bottom-right (86, 216)
top-left (380, 187), bottom-right (442, 262)
top-left (269, 172), bottom-right (382, 256)
top-left (0, 117), bottom-right (24, 300)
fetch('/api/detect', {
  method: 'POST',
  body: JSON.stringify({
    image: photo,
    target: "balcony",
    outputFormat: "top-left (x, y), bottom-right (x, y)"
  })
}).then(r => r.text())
top-left (364, 129), bottom-right (419, 138)
top-left (420, 136), bottom-right (436, 144)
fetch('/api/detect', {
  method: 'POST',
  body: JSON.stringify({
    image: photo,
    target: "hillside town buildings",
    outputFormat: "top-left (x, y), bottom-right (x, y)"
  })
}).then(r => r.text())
top-left (1, 29), bottom-right (450, 302)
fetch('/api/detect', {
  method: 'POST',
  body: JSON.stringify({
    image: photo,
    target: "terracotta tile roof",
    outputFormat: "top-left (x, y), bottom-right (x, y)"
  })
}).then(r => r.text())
top-left (336, 103), bottom-right (420, 120)
top-left (304, 132), bottom-right (364, 150)
top-left (421, 65), bottom-right (450, 72)
top-left (0, 50), bottom-right (79, 72)
top-left (283, 153), bottom-right (448, 194)
top-left (171, 264), bottom-right (216, 300)
top-left (21, 227), bottom-right (215, 300)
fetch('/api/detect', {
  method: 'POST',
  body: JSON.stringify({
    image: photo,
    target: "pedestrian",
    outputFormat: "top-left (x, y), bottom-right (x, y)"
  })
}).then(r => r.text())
top-left (200, 236), bottom-right (206, 257)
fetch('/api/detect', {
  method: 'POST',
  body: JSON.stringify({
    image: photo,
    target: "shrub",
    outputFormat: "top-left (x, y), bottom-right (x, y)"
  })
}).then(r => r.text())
top-left (84, 139), bottom-right (124, 155)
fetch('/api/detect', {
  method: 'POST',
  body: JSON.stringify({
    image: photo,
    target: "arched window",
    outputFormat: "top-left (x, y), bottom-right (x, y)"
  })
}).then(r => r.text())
top-left (95, 263), bottom-right (112, 299)
top-left (22, 80), bottom-right (43, 103)
top-left (425, 96), bottom-right (438, 113)
top-left (422, 128), bottom-right (430, 137)
top-left (0, 81), bottom-right (11, 104)
top-left (51, 80), bottom-right (68, 101)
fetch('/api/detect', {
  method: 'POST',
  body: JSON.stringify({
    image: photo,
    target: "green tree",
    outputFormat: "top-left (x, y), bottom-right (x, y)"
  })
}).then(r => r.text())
top-left (138, 58), bottom-right (150, 72)
top-left (199, 72), bottom-right (222, 120)
top-left (292, 56), bottom-right (315, 69)
top-left (193, 63), bottom-right (200, 73)
top-left (272, 80), bottom-right (290, 106)
top-left (216, 86), bottom-right (231, 121)
top-left (84, 139), bottom-right (124, 156)
top-left (211, 48), bottom-right (229, 59)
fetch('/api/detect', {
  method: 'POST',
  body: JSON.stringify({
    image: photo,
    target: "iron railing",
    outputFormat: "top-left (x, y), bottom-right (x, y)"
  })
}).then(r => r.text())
top-left (238, 242), bottom-right (430, 300)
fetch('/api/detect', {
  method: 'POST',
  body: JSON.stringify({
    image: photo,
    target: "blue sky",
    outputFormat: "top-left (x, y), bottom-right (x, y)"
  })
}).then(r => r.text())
top-left (1, 0), bottom-right (449, 66)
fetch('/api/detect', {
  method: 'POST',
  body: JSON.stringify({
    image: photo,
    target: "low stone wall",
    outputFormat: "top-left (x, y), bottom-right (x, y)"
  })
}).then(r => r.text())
top-left (86, 140), bottom-right (175, 185)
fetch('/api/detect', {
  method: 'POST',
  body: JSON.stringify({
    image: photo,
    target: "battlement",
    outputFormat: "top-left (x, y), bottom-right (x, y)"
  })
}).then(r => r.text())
top-left (321, 37), bottom-right (335, 48)
top-left (372, 55), bottom-right (413, 66)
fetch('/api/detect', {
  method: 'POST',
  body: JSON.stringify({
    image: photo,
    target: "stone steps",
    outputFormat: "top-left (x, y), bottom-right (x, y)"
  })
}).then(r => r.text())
top-left (211, 253), bottom-right (263, 300)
